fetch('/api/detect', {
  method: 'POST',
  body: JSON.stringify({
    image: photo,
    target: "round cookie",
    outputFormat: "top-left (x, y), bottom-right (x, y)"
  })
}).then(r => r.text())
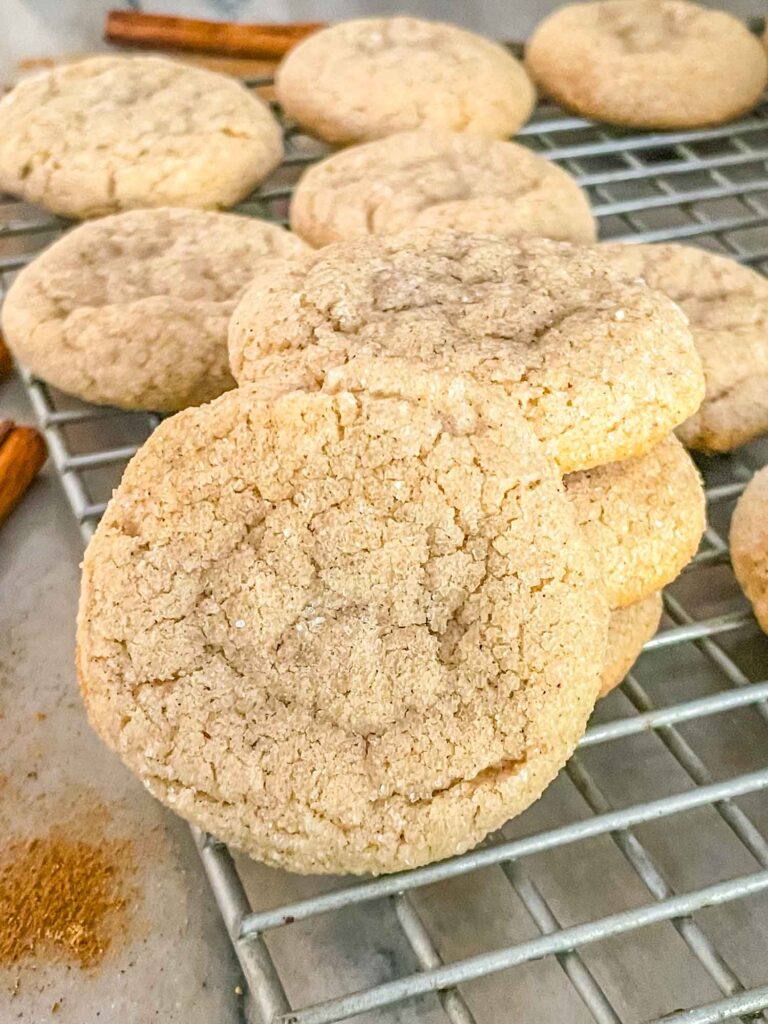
top-left (730, 466), bottom-right (768, 633)
top-left (229, 229), bottom-right (703, 474)
top-left (276, 17), bottom-right (535, 145)
top-left (564, 435), bottom-right (705, 608)
top-left (77, 370), bottom-right (608, 876)
top-left (0, 56), bottom-right (283, 218)
top-left (1, 208), bottom-right (308, 412)
top-left (290, 130), bottom-right (596, 249)
top-left (602, 242), bottom-right (768, 453)
top-left (525, 0), bottom-right (767, 130)
top-left (600, 593), bottom-right (663, 697)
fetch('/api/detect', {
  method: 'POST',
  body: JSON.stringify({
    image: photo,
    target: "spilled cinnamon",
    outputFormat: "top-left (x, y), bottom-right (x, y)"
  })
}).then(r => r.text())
top-left (0, 825), bottom-right (134, 968)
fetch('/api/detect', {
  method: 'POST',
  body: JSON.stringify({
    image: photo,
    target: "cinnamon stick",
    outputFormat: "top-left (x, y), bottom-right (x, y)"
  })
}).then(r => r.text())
top-left (0, 423), bottom-right (47, 526)
top-left (105, 11), bottom-right (324, 59)
top-left (0, 333), bottom-right (12, 380)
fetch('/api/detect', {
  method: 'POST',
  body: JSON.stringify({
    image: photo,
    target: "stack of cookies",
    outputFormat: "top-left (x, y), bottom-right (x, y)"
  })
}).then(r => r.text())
top-left (75, 229), bottom-right (707, 875)
top-left (5, 3), bottom-right (765, 876)
top-left (226, 230), bottom-right (707, 700)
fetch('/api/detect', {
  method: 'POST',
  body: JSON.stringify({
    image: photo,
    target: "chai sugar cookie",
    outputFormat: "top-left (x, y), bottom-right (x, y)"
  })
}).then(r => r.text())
top-left (564, 435), bottom-right (705, 608)
top-left (77, 370), bottom-right (608, 875)
top-left (229, 230), bottom-right (703, 474)
top-left (290, 130), bottom-right (596, 248)
top-left (525, 0), bottom-right (767, 130)
top-left (0, 56), bottom-right (283, 218)
top-left (603, 242), bottom-right (768, 453)
top-left (276, 17), bottom-right (535, 145)
top-left (600, 592), bottom-right (663, 697)
top-left (2, 208), bottom-right (308, 412)
top-left (730, 466), bottom-right (768, 633)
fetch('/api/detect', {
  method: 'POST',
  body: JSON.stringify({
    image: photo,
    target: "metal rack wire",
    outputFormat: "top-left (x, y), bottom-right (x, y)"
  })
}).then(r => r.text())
top-left (3, 86), bottom-right (768, 1024)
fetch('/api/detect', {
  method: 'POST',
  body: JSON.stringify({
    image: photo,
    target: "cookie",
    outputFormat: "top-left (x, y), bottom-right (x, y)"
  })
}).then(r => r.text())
top-left (730, 466), bottom-right (768, 633)
top-left (229, 230), bottom-right (703, 474)
top-left (275, 17), bottom-right (535, 145)
top-left (1, 208), bottom-right (308, 412)
top-left (290, 129), bottom-right (596, 248)
top-left (564, 435), bottom-right (705, 608)
top-left (0, 56), bottom-right (283, 218)
top-left (77, 369), bottom-right (608, 875)
top-left (600, 593), bottom-right (663, 697)
top-left (290, 130), bottom-right (597, 247)
top-left (525, 0), bottom-right (767, 130)
top-left (602, 242), bottom-right (768, 453)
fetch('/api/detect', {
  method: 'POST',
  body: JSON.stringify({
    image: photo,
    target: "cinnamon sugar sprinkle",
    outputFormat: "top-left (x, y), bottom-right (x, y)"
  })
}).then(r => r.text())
top-left (0, 824), bottom-right (134, 969)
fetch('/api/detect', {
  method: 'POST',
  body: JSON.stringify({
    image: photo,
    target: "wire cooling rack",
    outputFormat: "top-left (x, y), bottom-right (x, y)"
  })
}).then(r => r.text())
top-left (3, 83), bottom-right (768, 1024)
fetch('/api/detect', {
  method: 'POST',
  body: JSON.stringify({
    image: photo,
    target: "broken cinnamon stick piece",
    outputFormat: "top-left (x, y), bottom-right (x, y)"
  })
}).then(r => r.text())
top-left (105, 11), bottom-right (324, 59)
top-left (0, 333), bottom-right (13, 380)
top-left (0, 424), bottom-right (48, 526)
top-left (0, 419), bottom-right (14, 448)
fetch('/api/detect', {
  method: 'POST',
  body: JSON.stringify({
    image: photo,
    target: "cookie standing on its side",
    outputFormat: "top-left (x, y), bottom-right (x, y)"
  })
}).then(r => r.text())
top-left (731, 466), bottom-right (768, 633)
top-left (229, 230), bottom-right (704, 474)
top-left (276, 17), bottom-right (535, 144)
top-left (0, 56), bottom-right (283, 218)
top-left (290, 130), bottom-right (596, 248)
top-left (77, 370), bottom-right (609, 875)
top-left (600, 593), bottom-right (663, 697)
top-left (1, 208), bottom-right (308, 412)
top-left (602, 242), bottom-right (768, 453)
top-left (526, 0), bottom-right (767, 129)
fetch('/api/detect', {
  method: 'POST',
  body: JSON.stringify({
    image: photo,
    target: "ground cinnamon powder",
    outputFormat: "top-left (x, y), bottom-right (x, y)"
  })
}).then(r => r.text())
top-left (0, 826), bottom-right (134, 968)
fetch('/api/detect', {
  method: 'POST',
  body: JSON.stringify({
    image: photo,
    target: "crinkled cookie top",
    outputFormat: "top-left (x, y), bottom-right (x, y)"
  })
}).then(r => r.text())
top-left (229, 229), bottom-right (703, 473)
top-left (276, 17), bottom-right (535, 144)
top-left (526, 0), bottom-right (767, 129)
top-left (290, 129), bottom-right (596, 248)
top-left (603, 241), bottom-right (768, 452)
top-left (2, 207), bottom-right (308, 411)
top-left (0, 56), bottom-right (283, 217)
top-left (78, 371), bottom-right (607, 874)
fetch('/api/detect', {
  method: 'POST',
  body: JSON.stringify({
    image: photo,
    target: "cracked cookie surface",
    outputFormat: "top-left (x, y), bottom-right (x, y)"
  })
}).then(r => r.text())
top-left (77, 370), bottom-right (608, 875)
top-left (526, 0), bottom-right (767, 129)
top-left (600, 592), bottom-right (663, 697)
top-left (731, 466), bottom-right (768, 634)
top-left (0, 56), bottom-right (283, 218)
top-left (1, 207), bottom-right (308, 411)
top-left (276, 17), bottom-right (535, 144)
top-left (229, 229), bottom-right (703, 473)
top-left (290, 129), bottom-right (596, 248)
top-left (564, 435), bottom-right (705, 608)
top-left (603, 242), bottom-right (768, 453)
